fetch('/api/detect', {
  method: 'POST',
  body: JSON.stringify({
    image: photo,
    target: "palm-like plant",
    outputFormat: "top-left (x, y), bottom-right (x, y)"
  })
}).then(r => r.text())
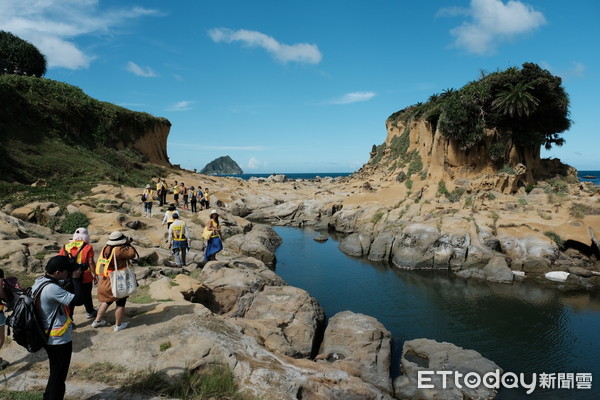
top-left (491, 80), bottom-right (540, 118)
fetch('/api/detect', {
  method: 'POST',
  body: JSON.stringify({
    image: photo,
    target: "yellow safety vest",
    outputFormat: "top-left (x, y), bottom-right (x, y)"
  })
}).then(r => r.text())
top-left (64, 240), bottom-right (86, 263)
top-left (172, 222), bottom-right (187, 241)
top-left (48, 312), bottom-right (72, 337)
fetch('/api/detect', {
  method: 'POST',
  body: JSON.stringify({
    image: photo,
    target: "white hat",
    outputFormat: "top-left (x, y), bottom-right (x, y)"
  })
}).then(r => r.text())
top-left (210, 209), bottom-right (219, 216)
top-left (72, 227), bottom-right (90, 243)
top-left (145, 184), bottom-right (151, 189)
top-left (107, 231), bottom-right (128, 246)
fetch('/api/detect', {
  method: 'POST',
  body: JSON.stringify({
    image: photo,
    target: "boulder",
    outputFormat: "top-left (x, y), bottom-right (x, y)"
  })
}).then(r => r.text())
top-left (198, 259), bottom-right (285, 315)
top-left (390, 224), bottom-right (440, 269)
top-left (339, 232), bottom-right (368, 257)
top-left (394, 338), bottom-right (501, 400)
top-left (482, 256), bottom-right (514, 284)
top-left (568, 266), bottom-right (594, 277)
top-left (368, 231), bottom-right (395, 262)
top-left (231, 285), bottom-right (325, 358)
top-left (225, 225), bottom-right (282, 267)
top-left (316, 311), bottom-right (393, 394)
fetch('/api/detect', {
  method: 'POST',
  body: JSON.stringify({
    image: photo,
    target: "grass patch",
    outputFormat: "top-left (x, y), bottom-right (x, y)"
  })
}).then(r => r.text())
top-left (0, 391), bottom-right (43, 400)
top-left (69, 362), bottom-right (127, 384)
top-left (569, 202), bottom-right (600, 219)
top-left (160, 342), bottom-right (172, 352)
top-left (372, 211), bottom-right (384, 224)
top-left (128, 285), bottom-right (153, 304)
top-left (518, 198), bottom-right (527, 206)
top-left (124, 364), bottom-right (246, 400)
top-left (544, 231), bottom-right (564, 250)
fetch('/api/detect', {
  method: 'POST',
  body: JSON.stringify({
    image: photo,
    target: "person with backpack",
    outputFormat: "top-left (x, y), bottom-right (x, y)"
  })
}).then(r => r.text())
top-left (0, 269), bottom-right (9, 369)
top-left (92, 231), bottom-right (138, 332)
top-left (168, 212), bottom-right (191, 268)
top-left (32, 255), bottom-right (84, 400)
top-left (58, 227), bottom-right (98, 322)
top-left (142, 184), bottom-right (154, 218)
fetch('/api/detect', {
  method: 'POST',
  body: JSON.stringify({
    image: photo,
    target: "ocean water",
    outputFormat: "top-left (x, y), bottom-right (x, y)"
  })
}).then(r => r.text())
top-left (215, 172), bottom-right (352, 181)
top-left (274, 226), bottom-right (600, 400)
top-left (577, 170), bottom-right (600, 186)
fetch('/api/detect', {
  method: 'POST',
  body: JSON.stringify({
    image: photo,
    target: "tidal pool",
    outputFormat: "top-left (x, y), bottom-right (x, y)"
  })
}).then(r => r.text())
top-left (273, 226), bottom-right (600, 400)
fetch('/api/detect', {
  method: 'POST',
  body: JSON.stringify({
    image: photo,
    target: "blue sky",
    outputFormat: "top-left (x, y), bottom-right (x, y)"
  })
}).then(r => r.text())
top-left (1, 0), bottom-right (598, 173)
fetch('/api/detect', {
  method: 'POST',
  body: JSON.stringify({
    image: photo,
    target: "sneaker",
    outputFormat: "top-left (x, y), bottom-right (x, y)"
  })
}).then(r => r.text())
top-left (92, 320), bottom-right (108, 328)
top-left (113, 322), bottom-right (129, 332)
top-left (85, 311), bottom-right (97, 319)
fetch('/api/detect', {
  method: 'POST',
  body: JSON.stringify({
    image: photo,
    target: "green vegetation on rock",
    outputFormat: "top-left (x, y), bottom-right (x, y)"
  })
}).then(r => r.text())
top-left (385, 63), bottom-right (571, 162)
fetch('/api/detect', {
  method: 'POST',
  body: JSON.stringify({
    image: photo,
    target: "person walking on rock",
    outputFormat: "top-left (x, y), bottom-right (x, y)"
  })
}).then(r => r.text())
top-left (190, 186), bottom-right (197, 213)
top-left (142, 184), bottom-right (154, 218)
top-left (204, 210), bottom-right (222, 261)
top-left (92, 232), bottom-right (138, 332)
top-left (32, 255), bottom-right (84, 400)
top-left (168, 212), bottom-right (191, 268)
top-left (58, 227), bottom-right (98, 322)
top-left (162, 204), bottom-right (178, 230)
top-left (172, 181), bottom-right (180, 207)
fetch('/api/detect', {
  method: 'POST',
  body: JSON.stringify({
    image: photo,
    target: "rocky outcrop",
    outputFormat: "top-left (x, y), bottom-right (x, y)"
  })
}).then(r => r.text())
top-left (394, 338), bottom-right (502, 400)
top-left (316, 311), bottom-right (393, 394)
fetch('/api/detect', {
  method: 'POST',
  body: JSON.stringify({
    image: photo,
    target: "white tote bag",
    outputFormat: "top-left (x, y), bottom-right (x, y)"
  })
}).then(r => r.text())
top-left (110, 266), bottom-right (138, 298)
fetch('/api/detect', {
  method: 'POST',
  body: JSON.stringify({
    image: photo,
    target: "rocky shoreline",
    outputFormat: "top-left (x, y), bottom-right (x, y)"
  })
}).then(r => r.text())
top-left (1, 169), bottom-right (598, 399)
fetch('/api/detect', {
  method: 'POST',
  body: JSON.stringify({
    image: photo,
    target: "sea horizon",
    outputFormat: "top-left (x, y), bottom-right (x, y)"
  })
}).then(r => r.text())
top-left (216, 172), bottom-right (353, 181)
top-left (212, 170), bottom-right (600, 185)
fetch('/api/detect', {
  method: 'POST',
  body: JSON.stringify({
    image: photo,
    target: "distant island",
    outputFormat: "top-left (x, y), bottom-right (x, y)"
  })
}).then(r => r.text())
top-left (200, 155), bottom-right (243, 175)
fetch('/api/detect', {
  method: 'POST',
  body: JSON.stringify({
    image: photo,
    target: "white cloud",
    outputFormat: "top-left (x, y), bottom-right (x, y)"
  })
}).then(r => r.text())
top-left (248, 157), bottom-right (261, 170)
top-left (0, 0), bottom-right (160, 70)
top-left (439, 0), bottom-right (546, 55)
top-left (208, 28), bottom-right (322, 64)
top-left (331, 91), bottom-right (376, 105)
top-left (166, 101), bottom-right (192, 112)
top-left (126, 61), bottom-right (157, 77)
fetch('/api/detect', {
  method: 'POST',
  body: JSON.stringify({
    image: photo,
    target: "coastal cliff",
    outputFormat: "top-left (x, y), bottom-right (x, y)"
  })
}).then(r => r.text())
top-left (0, 74), bottom-right (171, 185)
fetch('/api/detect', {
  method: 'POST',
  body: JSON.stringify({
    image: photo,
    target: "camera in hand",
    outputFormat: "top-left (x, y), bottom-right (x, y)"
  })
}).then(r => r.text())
top-left (68, 263), bottom-right (88, 273)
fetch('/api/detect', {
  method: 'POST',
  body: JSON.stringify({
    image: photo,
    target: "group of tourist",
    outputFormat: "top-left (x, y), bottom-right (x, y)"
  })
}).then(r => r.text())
top-left (141, 179), bottom-right (212, 218)
top-left (149, 179), bottom-right (211, 212)
top-left (0, 209), bottom-right (223, 399)
top-left (162, 204), bottom-right (223, 266)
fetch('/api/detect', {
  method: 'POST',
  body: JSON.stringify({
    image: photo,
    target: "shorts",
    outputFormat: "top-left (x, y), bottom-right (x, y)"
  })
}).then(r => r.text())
top-left (0, 312), bottom-right (5, 327)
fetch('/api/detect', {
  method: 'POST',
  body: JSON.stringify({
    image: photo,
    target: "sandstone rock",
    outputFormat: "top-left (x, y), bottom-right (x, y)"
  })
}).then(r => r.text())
top-left (339, 232), bottom-right (369, 257)
top-left (568, 266), bottom-right (594, 277)
top-left (482, 256), bottom-right (514, 284)
top-left (232, 285), bottom-right (325, 358)
top-left (368, 231), bottom-right (395, 262)
top-left (520, 256), bottom-right (551, 274)
top-left (394, 338), bottom-right (501, 400)
top-left (149, 277), bottom-right (185, 301)
top-left (317, 311), bottom-right (392, 394)
top-left (390, 224), bottom-right (439, 269)
top-left (225, 224), bottom-right (281, 267)
top-left (314, 234), bottom-right (328, 243)
top-left (199, 259), bottom-right (285, 315)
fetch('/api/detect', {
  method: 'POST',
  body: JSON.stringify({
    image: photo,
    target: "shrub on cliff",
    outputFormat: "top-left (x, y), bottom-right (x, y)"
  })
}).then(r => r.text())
top-left (387, 63), bottom-right (571, 161)
top-left (0, 30), bottom-right (47, 76)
